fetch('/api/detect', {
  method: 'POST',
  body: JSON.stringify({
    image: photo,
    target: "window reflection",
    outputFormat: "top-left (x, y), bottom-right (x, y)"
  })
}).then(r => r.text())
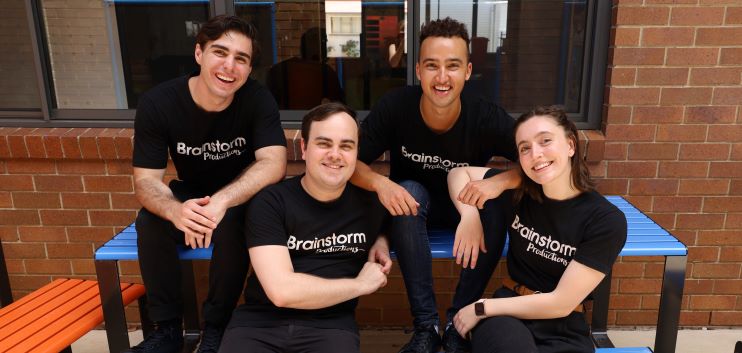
top-left (421, 0), bottom-right (586, 113)
top-left (111, 1), bottom-right (208, 108)
top-left (236, 0), bottom-right (407, 111)
top-left (0, 0), bottom-right (41, 110)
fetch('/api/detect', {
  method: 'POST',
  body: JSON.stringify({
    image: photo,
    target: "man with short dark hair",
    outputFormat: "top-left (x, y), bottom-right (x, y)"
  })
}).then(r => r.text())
top-left (351, 17), bottom-right (519, 353)
top-left (219, 103), bottom-right (391, 353)
top-left (130, 15), bottom-right (286, 353)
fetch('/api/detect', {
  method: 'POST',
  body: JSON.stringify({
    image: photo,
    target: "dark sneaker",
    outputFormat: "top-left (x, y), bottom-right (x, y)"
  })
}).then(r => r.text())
top-left (398, 325), bottom-right (441, 353)
top-left (124, 319), bottom-right (183, 353)
top-left (196, 324), bottom-right (225, 353)
top-left (442, 323), bottom-right (470, 353)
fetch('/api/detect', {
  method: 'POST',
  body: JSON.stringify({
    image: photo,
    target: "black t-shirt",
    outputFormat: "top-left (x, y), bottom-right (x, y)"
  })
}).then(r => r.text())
top-left (132, 72), bottom-right (286, 195)
top-left (231, 176), bottom-right (387, 332)
top-left (359, 86), bottom-right (517, 220)
top-left (504, 190), bottom-right (627, 294)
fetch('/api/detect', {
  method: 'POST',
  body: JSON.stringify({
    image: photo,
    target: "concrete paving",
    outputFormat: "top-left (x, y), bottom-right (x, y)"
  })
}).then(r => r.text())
top-left (71, 328), bottom-right (741, 353)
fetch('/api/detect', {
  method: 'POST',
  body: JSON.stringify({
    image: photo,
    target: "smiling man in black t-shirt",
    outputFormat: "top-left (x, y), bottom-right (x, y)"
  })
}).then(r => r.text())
top-left (130, 16), bottom-right (286, 353)
top-left (351, 17), bottom-right (520, 353)
top-left (218, 103), bottom-right (391, 353)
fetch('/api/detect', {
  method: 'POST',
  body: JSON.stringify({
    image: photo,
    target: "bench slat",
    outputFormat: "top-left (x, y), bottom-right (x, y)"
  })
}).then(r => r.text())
top-left (596, 348), bottom-right (652, 353)
top-left (0, 279), bottom-right (144, 353)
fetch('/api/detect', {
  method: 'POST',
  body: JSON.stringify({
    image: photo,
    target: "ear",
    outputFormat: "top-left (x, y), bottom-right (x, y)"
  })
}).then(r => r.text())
top-left (415, 61), bottom-right (421, 81)
top-left (568, 137), bottom-right (576, 158)
top-left (194, 43), bottom-right (204, 65)
top-left (465, 61), bottom-right (472, 81)
top-left (300, 138), bottom-right (307, 161)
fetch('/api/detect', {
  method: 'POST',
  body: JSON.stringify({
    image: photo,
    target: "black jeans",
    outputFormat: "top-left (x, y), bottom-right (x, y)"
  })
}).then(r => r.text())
top-left (470, 288), bottom-right (594, 353)
top-left (218, 324), bottom-right (360, 353)
top-left (135, 181), bottom-right (249, 327)
top-left (391, 168), bottom-right (509, 328)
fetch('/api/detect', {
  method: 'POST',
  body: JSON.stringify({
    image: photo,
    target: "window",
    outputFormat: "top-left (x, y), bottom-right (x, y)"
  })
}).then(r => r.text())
top-left (330, 16), bottom-right (361, 35)
top-left (3, 0), bottom-right (609, 129)
top-left (0, 0), bottom-right (42, 117)
top-left (418, 0), bottom-right (609, 126)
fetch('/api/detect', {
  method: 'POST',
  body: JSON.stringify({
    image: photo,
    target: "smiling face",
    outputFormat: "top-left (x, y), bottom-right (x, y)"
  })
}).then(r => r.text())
top-left (300, 112), bottom-right (358, 200)
top-left (416, 36), bottom-right (472, 111)
top-left (193, 30), bottom-right (253, 106)
top-left (515, 115), bottom-right (576, 192)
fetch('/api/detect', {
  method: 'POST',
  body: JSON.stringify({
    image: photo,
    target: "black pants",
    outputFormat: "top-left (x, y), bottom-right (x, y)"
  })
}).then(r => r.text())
top-left (470, 288), bottom-right (594, 353)
top-left (446, 168), bottom-right (510, 322)
top-left (135, 181), bottom-right (249, 327)
top-left (218, 325), bottom-right (360, 353)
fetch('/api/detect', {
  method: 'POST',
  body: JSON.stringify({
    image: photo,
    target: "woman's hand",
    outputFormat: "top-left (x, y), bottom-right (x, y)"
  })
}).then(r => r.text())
top-left (453, 302), bottom-right (482, 337)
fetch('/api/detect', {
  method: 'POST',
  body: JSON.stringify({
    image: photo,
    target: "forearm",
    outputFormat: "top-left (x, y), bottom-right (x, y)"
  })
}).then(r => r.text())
top-left (481, 292), bottom-right (576, 320)
top-left (448, 168), bottom-right (476, 214)
top-left (350, 160), bottom-right (387, 192)
top-left (490, 168), bottom-right (521, 191)
top-left (266, 272), bottom-right (366, 310)
top-left (134, 177), bottom-right (181, 222)
top-left (212, 153), bottom-right (286, 209)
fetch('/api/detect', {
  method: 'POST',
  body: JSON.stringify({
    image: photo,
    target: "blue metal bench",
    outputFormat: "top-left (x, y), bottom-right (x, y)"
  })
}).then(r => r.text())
top-left (95, 196), bottom-right (685, 353)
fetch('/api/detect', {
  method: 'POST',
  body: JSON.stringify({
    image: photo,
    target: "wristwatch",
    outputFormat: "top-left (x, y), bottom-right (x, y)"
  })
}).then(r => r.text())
top-left (474, 299), bottom-right (487, 318)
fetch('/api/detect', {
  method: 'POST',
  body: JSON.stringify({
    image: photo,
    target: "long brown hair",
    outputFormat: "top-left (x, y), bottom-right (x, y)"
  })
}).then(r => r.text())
top-left (513, 106), bottom-right (594, 204)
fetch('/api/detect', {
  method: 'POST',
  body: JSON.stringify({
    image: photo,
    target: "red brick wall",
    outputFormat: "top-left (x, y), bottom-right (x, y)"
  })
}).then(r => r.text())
top-left (598, 0), bottom-right (742, 327)
top-left (1, 0), bottom-right (741, 329)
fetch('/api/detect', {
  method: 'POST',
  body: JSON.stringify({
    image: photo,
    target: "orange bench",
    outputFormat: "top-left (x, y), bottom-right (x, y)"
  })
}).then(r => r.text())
top-left (0, 278), bottom-right (144, 353)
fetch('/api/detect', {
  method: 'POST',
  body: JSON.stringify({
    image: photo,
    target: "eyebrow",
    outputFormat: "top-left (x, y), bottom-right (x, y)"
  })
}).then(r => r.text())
top-left (516, 131), bottom-right (554, 147)
top-left (421, 57), bottom-right (463, 64)
top-left (314, 136), bottom-right (356, 145)
top-left (210, 44), bottom-right (251, 60)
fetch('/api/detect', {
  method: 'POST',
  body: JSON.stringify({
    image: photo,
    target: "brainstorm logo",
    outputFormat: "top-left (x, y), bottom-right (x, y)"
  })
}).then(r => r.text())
top-left (287, 232), bottom-right (367, 254)
top-left (176, 137), bottom-right (246, 161)
top-left (400, 146), bottom-right (468, 171)
top-left (510, 215), bottom-right (576, 266)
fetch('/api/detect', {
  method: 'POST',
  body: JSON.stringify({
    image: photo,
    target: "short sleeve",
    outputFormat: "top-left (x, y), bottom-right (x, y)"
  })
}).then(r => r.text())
top-left (573, 207), bottom-right (627, 274)
top-left (245, 189), bottom-right (288, 248)
top-left (133, 95), bottom-right (169, 169)
top-left (247, 86), bottom-right (286, 151)
top-left (359, 92), bottom-right (396, 164)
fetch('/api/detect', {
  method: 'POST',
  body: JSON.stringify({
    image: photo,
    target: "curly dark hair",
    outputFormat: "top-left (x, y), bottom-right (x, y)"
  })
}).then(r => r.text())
top-left (196, 15), bottom-right (260, 62)
top-left (419, 17), bottom-right (470, 54)
top-left (513, 105), bottom-right (595, 204)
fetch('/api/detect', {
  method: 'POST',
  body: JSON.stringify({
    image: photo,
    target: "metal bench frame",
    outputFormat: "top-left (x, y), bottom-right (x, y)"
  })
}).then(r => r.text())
top-left (94, 196), bottom-right (686, 353)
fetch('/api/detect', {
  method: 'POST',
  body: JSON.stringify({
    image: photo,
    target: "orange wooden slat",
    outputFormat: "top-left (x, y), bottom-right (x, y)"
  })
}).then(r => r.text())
top-left (0, 279), bottom-right (71, 323)
top-left (2, 283), bottom-right (100, 351)
top-left (0, 280), bottom-right (94, 341)
top-left (0, 280), bottom-right (145, 353)
top-left (18, 283), bottom-right (145, 353)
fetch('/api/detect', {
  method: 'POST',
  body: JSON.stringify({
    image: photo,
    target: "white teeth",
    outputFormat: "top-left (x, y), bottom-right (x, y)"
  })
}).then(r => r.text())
top-left (216, 73), bottom-right (235, 82)
top-left (323, 164), bottom-right (342, 169)
top-left (534, 162), bottom-right (552, 171)
top-left (434, 85), bottom-right (450, 91)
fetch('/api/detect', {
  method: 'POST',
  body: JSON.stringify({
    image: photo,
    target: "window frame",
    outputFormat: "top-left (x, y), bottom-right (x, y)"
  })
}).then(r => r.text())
top-left (3, 0), bottom-right (610, 130)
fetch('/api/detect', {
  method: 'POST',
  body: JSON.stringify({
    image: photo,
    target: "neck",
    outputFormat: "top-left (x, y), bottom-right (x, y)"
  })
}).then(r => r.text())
top-left (419, 98), bottom-right (461, 133)
top-left (542, 181), bottom-right (580, 201)
top-left (188, 76), bottom-right (233, 112)
top-left (300, 176), bottom-right (344, 202)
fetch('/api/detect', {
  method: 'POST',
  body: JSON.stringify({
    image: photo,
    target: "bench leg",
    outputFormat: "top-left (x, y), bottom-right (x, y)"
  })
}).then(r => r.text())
top-left (181, 260), bottom-right (201, 351)
top-left (591, 270), bottom-right (614, 348)
top-left (653, 255), bottom-right (686, 353)
top-left (0, 241), bottom-right (14, 307)
top-left (95, 260), bottom-right (131, 353)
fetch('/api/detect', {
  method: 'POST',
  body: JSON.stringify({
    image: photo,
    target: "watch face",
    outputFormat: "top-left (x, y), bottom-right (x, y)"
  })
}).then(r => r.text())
top-left (475, 301), bottom-right (485, 317)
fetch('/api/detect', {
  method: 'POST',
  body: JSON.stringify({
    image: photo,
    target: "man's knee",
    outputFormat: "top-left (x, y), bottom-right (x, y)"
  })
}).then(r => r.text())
top-left (398, 180), bottom-right (431, 205)
top-left (135, 208), bottom-right (175, 247)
